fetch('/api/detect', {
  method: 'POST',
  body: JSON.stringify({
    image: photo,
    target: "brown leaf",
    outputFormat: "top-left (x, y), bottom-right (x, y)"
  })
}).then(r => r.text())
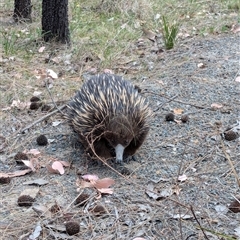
top-left (38, 46), bottom-right (45, 53)
top-left (23, 149), bottom-right (41, 155)
top-left (51, 161), bottom-right (65, 175)
top-left (173, 108), bottom-right (184, 115)
top-left (0, 169), bottom-right (32, 178)
top-left (82, 174), bottom-right (99, 181)
top-left (93, 178), bottom-right (115, 189)
top-left (178, 174), bottom-right (188, 182)
top-left (46, 69), bottom-right (58, 79)
top-left (211, 103), bottom-right (223, 109)
top-left (97, 188), bottom-right (114, 194)
top-left (142, 28), bottom-right (156, 42)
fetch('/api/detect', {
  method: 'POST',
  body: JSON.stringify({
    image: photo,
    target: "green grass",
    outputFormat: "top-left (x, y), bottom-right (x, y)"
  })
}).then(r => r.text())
top-left (0, 0), bottom-right (239, 66)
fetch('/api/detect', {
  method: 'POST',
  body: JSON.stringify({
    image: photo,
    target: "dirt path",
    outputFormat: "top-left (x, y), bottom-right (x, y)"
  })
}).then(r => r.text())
top-left (0, 33), bottom-right (240, 239)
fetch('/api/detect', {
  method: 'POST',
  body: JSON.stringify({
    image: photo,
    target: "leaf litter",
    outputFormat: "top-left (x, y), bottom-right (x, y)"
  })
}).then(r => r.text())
top-left (0, 32), bottom-right (239, 239)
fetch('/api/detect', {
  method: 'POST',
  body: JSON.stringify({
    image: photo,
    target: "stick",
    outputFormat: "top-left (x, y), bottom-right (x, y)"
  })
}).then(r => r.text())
top-left (190, 205), bottom-right (209, 240)
top-left (221, 139), bottom-right (240, 187)
top-left (18, 105), bottom-right (66, 134)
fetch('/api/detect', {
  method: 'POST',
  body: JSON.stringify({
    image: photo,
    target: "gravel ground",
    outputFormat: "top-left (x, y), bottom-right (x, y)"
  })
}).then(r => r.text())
top-left (0, 33), bottom-right (240, 239)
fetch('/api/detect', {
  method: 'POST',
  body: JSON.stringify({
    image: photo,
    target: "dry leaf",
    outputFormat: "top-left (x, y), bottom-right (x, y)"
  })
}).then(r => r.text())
top-left (142, 28), bottom-right (156, 42)
top-left (178, 174), bottom-right (187, 182)
top-left (59, 161), bottom-right (70, 167)
top-left (23, 179), bottom-right (49, 186)
top-left (82, 174), bottom-right (99, 181)
top-left (173, 108), bottom-right (184, 115)
top-left (231, 24), bottom-right (240, 34)
top-left (51, 161), bottom-right (65, 175)
top-left (103, 69), bottom-right (114, 74)
top-left (197, 62), bottom-right (206, 68)
top-left (211, 103), bottom-right (223, 109)
top-left (52, 121), bottom-right (62, 127)
top-left (0, 169), bottom-right (32, 178)
top-left (11, 100), bottom-right (31, 110)
top-left (23, 149), bottom-right (41, 155)
top-left (172, 214), bottom-right (192, 220)
top-left (146, 183), bottom-right (161, 200)
top-left (38, 46), bottom-right (45, 53)
top-left (97, 188), bottom-right (114, 194)
top-left (235, 76), bottom-right (240, 82)
top-left (33, 91), bottom-right (42, 97)
top-left (29, 223), bottom-right (42, 239)
top-left (93, 178), bottom-right (115, 189)
top-left (22, 158), bottom-right (39, 172)
top-left (46, 69), bottom-right (58, 79)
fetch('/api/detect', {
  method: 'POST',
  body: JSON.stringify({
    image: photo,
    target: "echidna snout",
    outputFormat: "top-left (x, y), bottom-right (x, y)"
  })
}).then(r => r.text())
top-left (104, 116), bottom-right (134, 163)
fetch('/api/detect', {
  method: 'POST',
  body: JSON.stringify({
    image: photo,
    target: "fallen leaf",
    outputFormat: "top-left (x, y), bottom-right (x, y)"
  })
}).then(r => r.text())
top-left (178, 174), bottom-right (188, 182)
top-left (173, 108), bottom-right (184, 115)
top-left (51, 161), bottom-right (65, 175)
top-left (197, 62), bottom-right (206, 68)
top-left (235, 76), bottom-right (240, 82)
top-left (38, 46), bottom-right (45, 53)
top-left (97, 188), bottom-right (114, 194)
top-left (59, 161), bottom-right (70, 167)
top-left (33, 91), bottom-right (42, 97)
top-left (29, 223), bottom-right (42, 239)
top-left (10, 100), bottom-right (31, 110)
top-left (23, 149), bottom-right (41, 155)
top-left (146, 183), bottom-right (161, 200)
top-left (103, 69), bottom-right (114, 74)
top-left (93, 178), bottom-right (115, 189)
top-left (211, 103), bottom-right (223, 109)
top-left (142, 28), bottom-right (156, 42)
top-left (23, 179), bottom-right (49, 186)
top-left (46, 69), bottom-right (58, 79)
top-left (22, 158), bottom-right (40, 172)
top-left (171, 213), bottom-right (192, 220)
top-left (0, 169), bottom-right (32, 178)
top-left (231, 24), bottom-right (240, 34)
top-left (82, 174), bottom-right (99, 181)
top-left (52, 121), bottom-right (62, 127)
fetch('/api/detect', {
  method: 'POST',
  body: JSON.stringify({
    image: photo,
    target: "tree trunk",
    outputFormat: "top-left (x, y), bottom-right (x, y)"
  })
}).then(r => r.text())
top-left (13, 0), bottom-right (32, 22)
top-left (42, 0), bottom-right (70, 44)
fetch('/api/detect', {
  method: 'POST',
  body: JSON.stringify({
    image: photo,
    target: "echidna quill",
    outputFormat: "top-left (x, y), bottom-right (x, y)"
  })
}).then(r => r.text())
top-left (66, 74), bottom-right (152, 163)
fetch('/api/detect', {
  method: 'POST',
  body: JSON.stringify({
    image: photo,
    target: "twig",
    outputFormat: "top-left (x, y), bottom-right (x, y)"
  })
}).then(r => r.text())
top-left (190, 205), bottom-right (209, 240)
top-left (221, 139), bottom-right (240, 187)
top-left (144, 90), bottom-right (206, 109)
top-left (153, 94), bottom-right (178, 112)
top-left (18, 105), bottom-right (66, 134)
top-left (44, 78), bottom-right (65, 115)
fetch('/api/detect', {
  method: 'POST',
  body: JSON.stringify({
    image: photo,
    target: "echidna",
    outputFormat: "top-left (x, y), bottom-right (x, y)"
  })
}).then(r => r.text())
top-left (66, 74), bottom-right (152, 163)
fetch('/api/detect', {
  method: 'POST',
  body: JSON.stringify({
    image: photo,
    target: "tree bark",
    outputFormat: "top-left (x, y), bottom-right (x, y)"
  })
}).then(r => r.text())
top-left (42, 0), bottom-right (70, 44)
top-left (13, 0), bottom-right (32, 22)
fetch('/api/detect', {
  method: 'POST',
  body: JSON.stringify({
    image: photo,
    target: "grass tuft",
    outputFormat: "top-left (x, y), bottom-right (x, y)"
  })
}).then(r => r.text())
top-left (162, 16), bottom-right (179, 50)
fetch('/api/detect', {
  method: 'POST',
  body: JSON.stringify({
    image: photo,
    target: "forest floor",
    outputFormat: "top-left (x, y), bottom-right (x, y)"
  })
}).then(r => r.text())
top-left (0, 1), bottom-right (240, 240)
